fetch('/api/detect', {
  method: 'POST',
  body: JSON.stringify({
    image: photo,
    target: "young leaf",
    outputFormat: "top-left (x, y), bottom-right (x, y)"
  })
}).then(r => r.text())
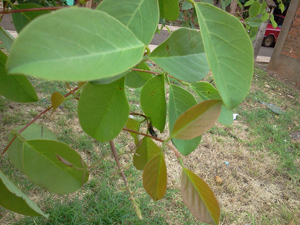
top-left (0, 51), bottom-right (38, 103)
top-left (169, 85), bottom-right (201, 156)
top-left (125, 63), bottom-right (152, 88)
top-left (11, 4), bottom-right (50, 33)
top-left (133, 137), bottom-right (161, 170)
top-left (140, 75), bottom-right (166, 132)
top-left (261, 12), bottom-right (269, 22)
top-left (270, 14), bottom-right (278, 29)
top-left (97, 0), bottom-right (159, 45)
top-left (172, 100), bottom-right (222, 140)
top-left (158, 0), bottom-right (179, 21)
top-left (182, 1), bottom-right (193, 10)
top-left (195, 3), bottom-right (253, 110)
top-left (248, 1), bottom-right (260, 18)
top-left (9, 138), bottom-right (89, 194)
top-left (181, 167), bottom-right (220, 224)
top-left (0, 26), bottom-right (14, 52)
top-left (0, 170), bottom-right (49, 218)
top-left (6, 8), bottom-right (145, 82)
top-left (78, 78), bottom-right (129, 142)
top-left (244, 0), bottom-right (254, 6)
top-left (150, 28), bottom-right (209, 83)
top-left (126, 117), bottom-right (141, 145)
top-left (51, 92), bottom-right (65, 115)
top-left (245, 17), bottom-right (263, 27)
top-left (143, 152), bottom-right (167, 201)
top-left (259, 0), bottom-right (267, 14)
top-left (191, 82), bottom-right (233, 125)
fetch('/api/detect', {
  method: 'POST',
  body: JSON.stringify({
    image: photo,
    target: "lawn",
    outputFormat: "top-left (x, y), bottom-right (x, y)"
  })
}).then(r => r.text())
top-left (0, 63), bottom-right (299, 224)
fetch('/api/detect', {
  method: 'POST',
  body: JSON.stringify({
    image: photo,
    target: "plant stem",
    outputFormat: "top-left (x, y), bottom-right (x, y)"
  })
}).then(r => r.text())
top-left (166, 143), bottom-right (181, 159)
top-left (129, 112), bottom-right (147, 119)
top-left (131, 68), bottom-right (160, 75)
top-left (109, 140), bottom-right (142, 219)
top-left (1, 87), bottom-right (79, 157)
top-left (122, 127), bottom-right (164, 142)
top-left (88, 152), bottom-right (110, 169)
top-left (0, 6), bottom-right (66, 14)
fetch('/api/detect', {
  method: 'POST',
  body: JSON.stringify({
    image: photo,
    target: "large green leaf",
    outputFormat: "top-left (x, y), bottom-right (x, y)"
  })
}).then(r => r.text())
top-left (0, 51), bottom-right (38, 103)
top-left (191, 82), bottom-right (233, 125)
top-left (97, 0), bottom-right (159, 45)
top-left (150, 28), bottom-right (209, 83)
top-left (181, 167), bottom-right (220, 224)
top-left (11, 4), bottom-right (50, 33)
top-left (195, 3), bottom-right (253, 110)
top-left (143, 152), bottom-right (167, 201)
top-left (172, 100), bottom-right (222, 140)
top-left (125, 63), bottom-right (152, 88)
top-left (0, 170), bottom-right (49, 218)
top-left (126, 117), bottom-right (141, 145)
top-left (158, 0), bottom-right (179, 21)
top-left (6, 8), bottom-right (145, 82)
top-left (169, 85), bottom-right (201, 156)
top-left (78, 78), bottom-right (129, 142)
top-left (140, 75), bottom-right (166, 132)
top-left (9, 138), bottom-right (89, 194)
top-left (0, 26), bottom-right (14, 51)
top-left (133, 137), bottom-right (161, 170)
top-left (8, 124), bottom-right (57, 174)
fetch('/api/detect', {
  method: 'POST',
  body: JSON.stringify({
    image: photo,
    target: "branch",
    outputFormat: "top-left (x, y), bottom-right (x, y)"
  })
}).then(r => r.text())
top-left (122, 127), bottom-right (164, 142)
top-left (129, 112), bottom-right (147, 119)
top-left (131, 68), bottom-right (160, 75)
top-left (0, 6), bottom-right (66, 14)
top-left (109, 140), bottom-right (143, 219)
top-left (1, 86), bottom-right (79, 156)
top-left (166, 143), bottom-right (181, 159)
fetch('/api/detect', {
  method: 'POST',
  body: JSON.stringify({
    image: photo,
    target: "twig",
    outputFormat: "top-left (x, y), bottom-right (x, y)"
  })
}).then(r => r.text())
top-left (1, 87), bottom-right (79, 156)
top-left (88, 152), bottom-right (110, 169)
top-left (129, 112), bottom-right (147, 119)
top-left (109, 140), bottom-right (142, 219)
top-left (1, 1), bottom-right (7, 20)
top-left (166, 143), bottom-right (181, 159)
top-left (0, 6), bottom-right (66, 14)
top-left (122, 127), bottom-right (163, 142)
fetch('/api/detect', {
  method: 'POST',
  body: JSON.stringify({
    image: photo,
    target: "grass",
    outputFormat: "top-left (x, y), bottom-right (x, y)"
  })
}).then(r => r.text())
top-left (0, 64), bottom-right (300, 224)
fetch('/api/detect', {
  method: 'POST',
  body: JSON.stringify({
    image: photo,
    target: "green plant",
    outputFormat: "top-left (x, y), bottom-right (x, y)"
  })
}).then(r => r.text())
top-left (0, 0), bottom-right (254, 224)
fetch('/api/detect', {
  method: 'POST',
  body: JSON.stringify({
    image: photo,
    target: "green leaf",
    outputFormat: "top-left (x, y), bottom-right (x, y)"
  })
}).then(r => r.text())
top-left (0, 170), bottom-right (49, 218)
top-left (261, 12), bottom-right (269, 22)
top-left (249, 1), bottom-right (260, 18)
top-left (191, 82), bottom-right (233, 125)
top-left (259, 0), bottom-right (267, 14)
top-left (9, 138), bottom-right (89, 194)
top-left (11, 4), bottom-right (50, 33)
top-left (221, 0), bottom-right (232, 11)
top-left (150, 28), bottom-right (209, 83)
top-left (143, 152), bottom-right (167, 201)
top-left (126, 117), bottom-right (141, 145)
top-left (78, 78), bottom-right (129, 142)
top-left (172, 100), bottom-right (222, 140)
top-left (133, 137), bottom-right (161, 170)
top-left (125, 63), bottom-right (152, 88)
top-left (191, 82), bottom-right (221, 101)
top-left (51, 92), bottom-right (65, 115)
top-left (0, 26), bottom-right (14, 52)
top-left (6, 8), bottom-right (145, 82)
top-left (181, 167), bottom-right (220, 224)
top-left (244, 0), bottom-right (254, 6)
top-left (182, 1), bottom-right (193, 10)
top-left (195, 3), bottom-right (253, 110)
top-left (90, 71), bottom-right (127, 85)
top-left (97, 0), bottom-right (159, 45)
top-left (0, 51), bottom-right (38, 103)
top-left (140, 75), bottom-right (166, 132)
top-left (245, 17), bottom-right (263, 27)
top-left (169, 85), bottom-right (201, 156)
top-left (270, 14), bottom-right (277, 28)
top-left (279, 2), bottom-right (285, 13)
top-left (218, 105), bottom-right (233, 125)
top-left (158, 0), bottom-right (179, 21)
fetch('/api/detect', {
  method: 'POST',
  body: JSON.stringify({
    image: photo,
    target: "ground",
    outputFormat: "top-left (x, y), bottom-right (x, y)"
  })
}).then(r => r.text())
top-left (0, 63), bottom-right (300, 224)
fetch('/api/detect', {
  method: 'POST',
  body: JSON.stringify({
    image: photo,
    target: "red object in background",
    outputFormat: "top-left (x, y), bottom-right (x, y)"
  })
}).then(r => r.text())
top-left (262, 15), bottom-right (285, 47)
